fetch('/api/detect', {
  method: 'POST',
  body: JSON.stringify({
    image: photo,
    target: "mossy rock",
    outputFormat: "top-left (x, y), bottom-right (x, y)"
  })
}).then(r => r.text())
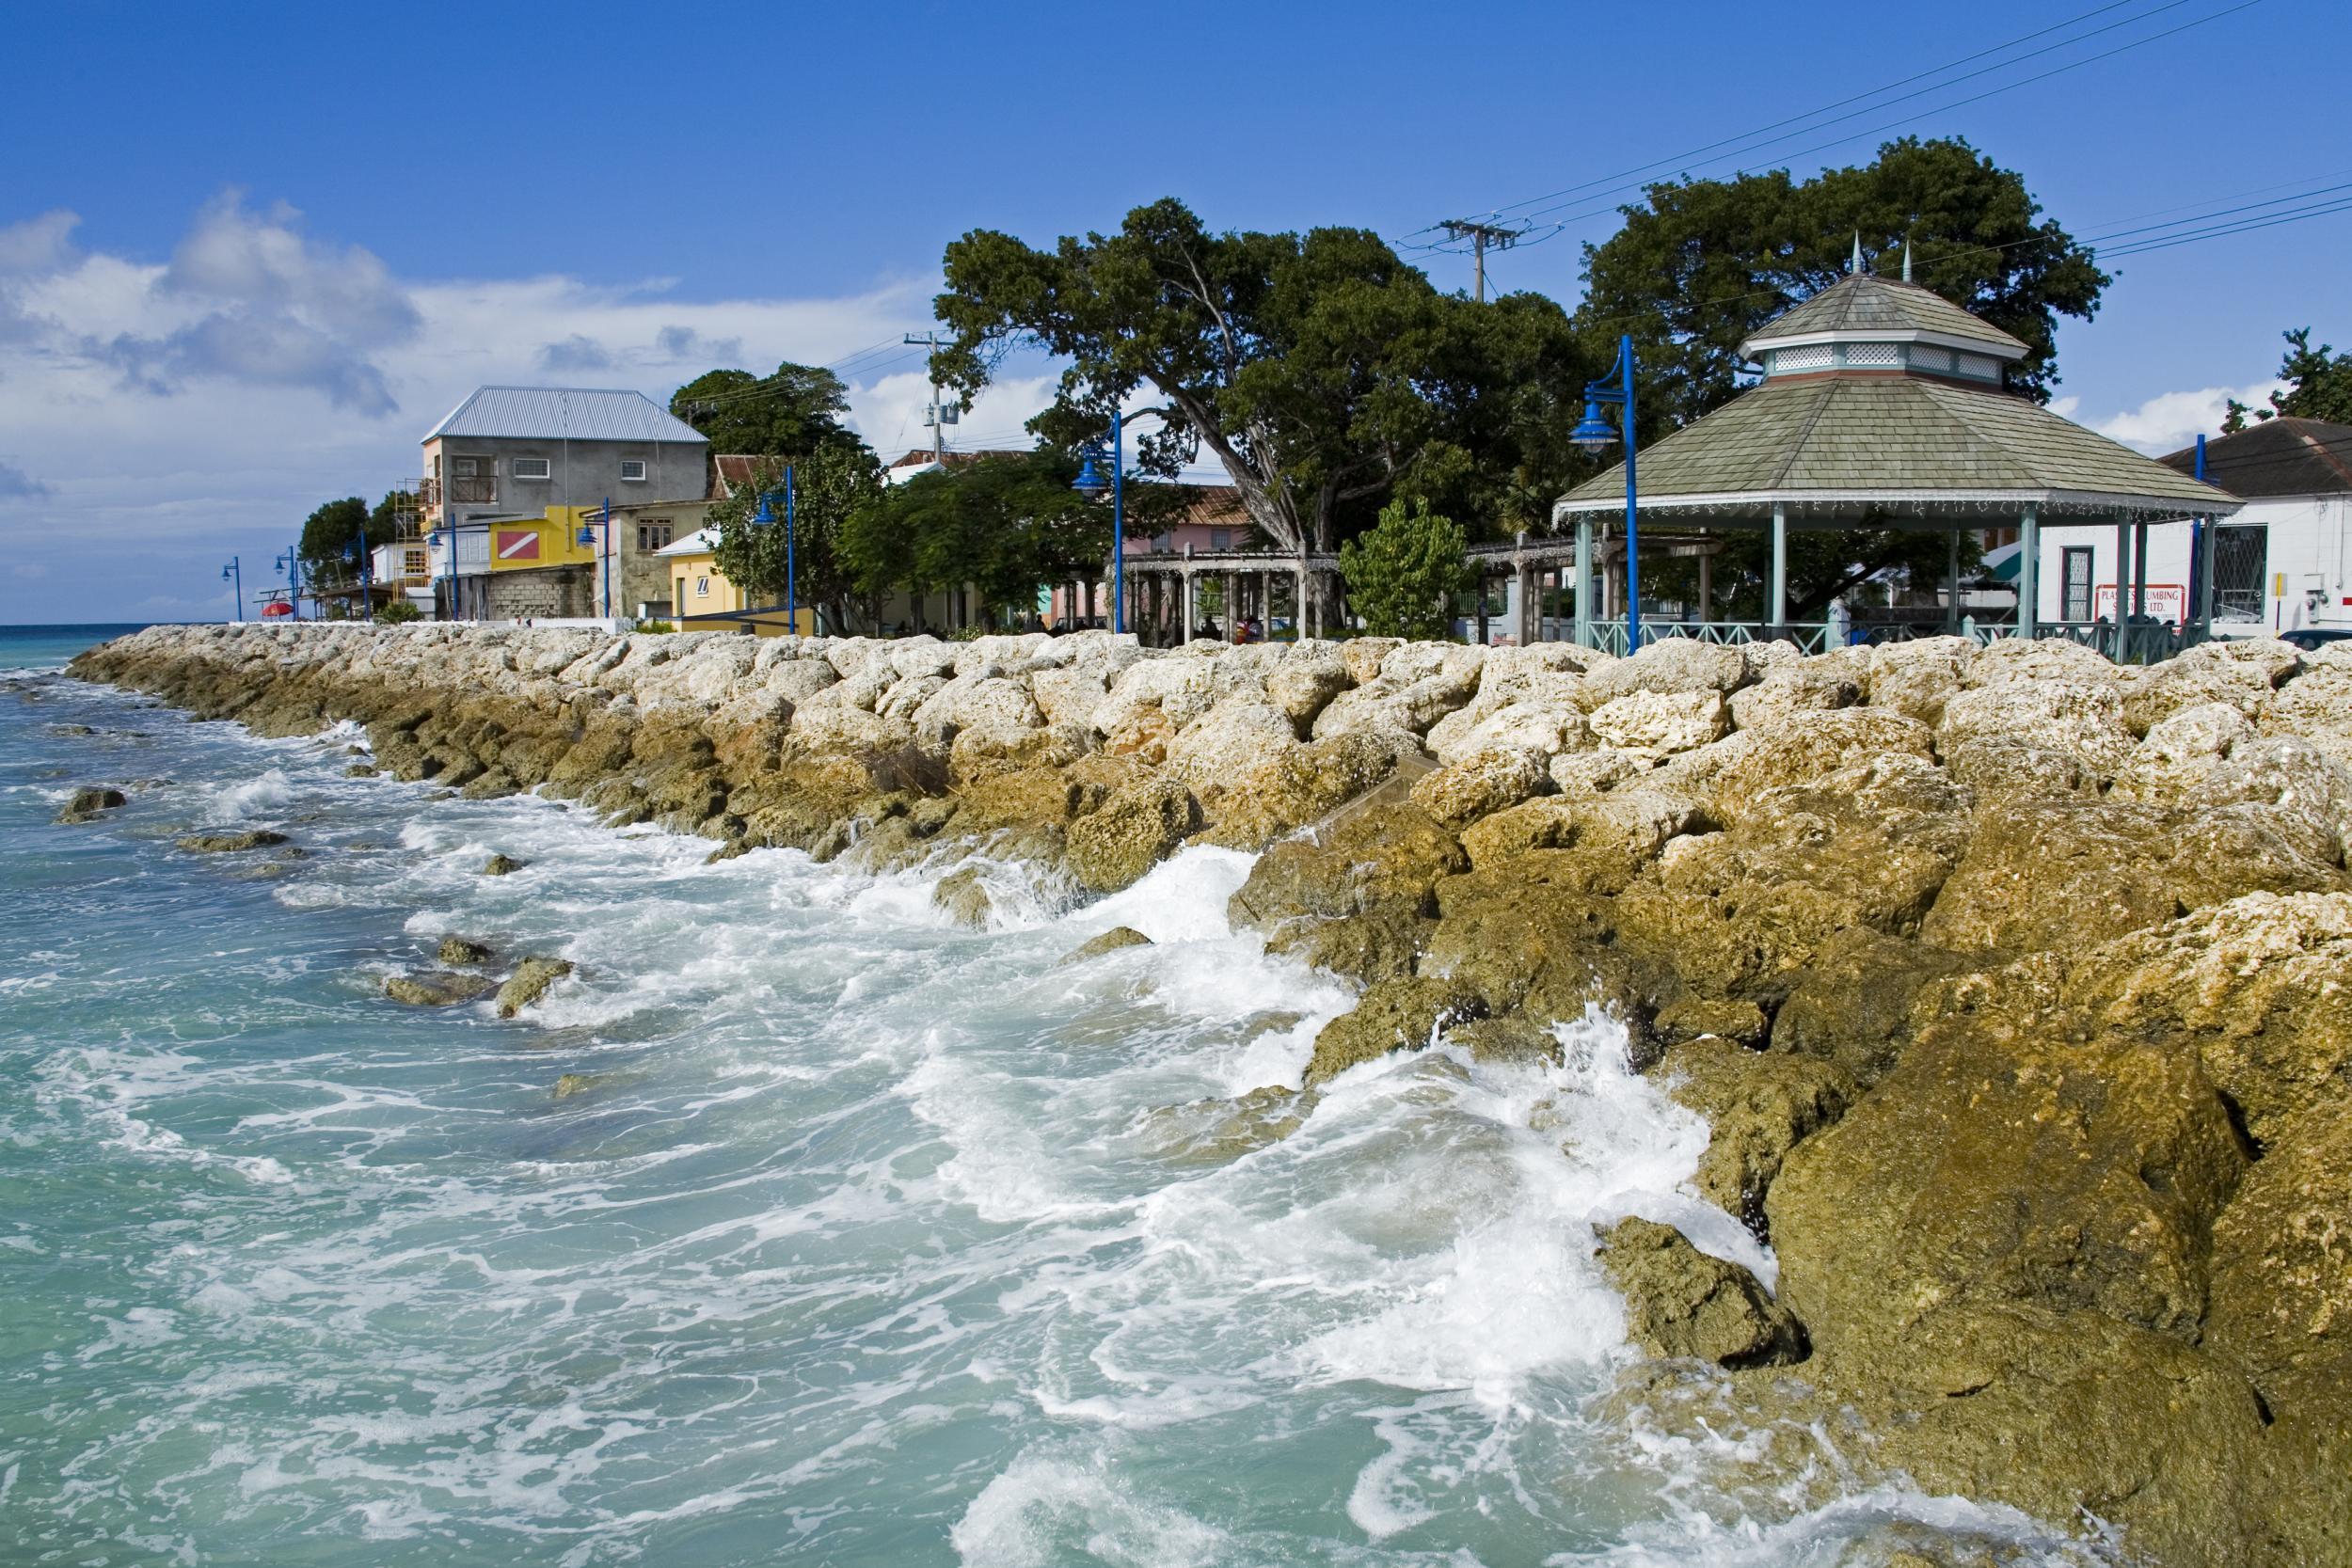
top-left (1060, 926), bottom-right (1152, 964)
top-left (385, 971), bottom-right (494, 1006)
top-left (176, 829), bottom-right (289, 853)
top-left (1596, 1216), bottom-right (1804, 1368)
top-left (481, 852), bottom-right (526, 876)
top-left (495, 958), bottom-right (575, 1018)
top-left (437, 936), bottom-right (494, 966)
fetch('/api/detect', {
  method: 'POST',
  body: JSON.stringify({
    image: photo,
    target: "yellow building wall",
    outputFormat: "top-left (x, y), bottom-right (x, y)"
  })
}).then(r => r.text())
top-left (670, 552), bottom-right (817, 636)
top-left (487, 507), bottom-right (603, 573)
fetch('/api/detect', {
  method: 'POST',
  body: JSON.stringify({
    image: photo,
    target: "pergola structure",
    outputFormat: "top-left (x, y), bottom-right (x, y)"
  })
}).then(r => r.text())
top-left (1542, 257), bottom-right (2243, 657)
top-left (1115, 548), bottom-right (1345, 646)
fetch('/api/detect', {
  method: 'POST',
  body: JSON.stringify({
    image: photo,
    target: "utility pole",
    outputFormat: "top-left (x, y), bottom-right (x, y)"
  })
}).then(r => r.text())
top-left (903, 330), bottom-right (961, 463)
top-left (1438, 217), bottom-right (1530, 303)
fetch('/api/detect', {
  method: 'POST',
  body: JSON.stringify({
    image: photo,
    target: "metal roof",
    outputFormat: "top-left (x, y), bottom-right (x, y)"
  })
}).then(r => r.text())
top-left (1741, 275), bottom-right (2029, 359)
top-left (422, 387), bottom-right (710, 445)
top-left (1557, 375), bottom-right (2242, 522)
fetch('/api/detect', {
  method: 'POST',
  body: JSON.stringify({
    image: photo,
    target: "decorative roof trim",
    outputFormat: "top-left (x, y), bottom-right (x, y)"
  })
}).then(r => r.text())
top-left (1552, 486), bottom-right (2244, 522)
top-left (1740, 325), bottom-right (2026, 361)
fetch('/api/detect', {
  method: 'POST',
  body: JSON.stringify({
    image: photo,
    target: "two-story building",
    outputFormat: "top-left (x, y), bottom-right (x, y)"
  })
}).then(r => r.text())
top-left (421, 387), bottom-right (709, 619)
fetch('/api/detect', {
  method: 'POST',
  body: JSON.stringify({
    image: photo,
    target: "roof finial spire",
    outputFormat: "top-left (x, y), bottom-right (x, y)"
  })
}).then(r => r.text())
top-left (1851, 231), bottom-right (1865, 276)
top-left (1901, 235), bottom-right (1914, 283)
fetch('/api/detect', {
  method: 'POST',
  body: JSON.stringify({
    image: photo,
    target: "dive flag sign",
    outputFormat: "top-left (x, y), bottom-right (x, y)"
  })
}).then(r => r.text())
top-left (496, 529), bottom-right (541, 562)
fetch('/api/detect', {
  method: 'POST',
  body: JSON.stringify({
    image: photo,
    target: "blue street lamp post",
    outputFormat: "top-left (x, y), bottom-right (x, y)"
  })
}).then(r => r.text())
top-left (1071, 409), bottom-right (1124, 634)
top-left (220, 557), bottom-right (243, 623)
top-left (1570, 335), bottom-right (1640, 651)
top-left (751, 466), bottom-right (797, 632)
top-left (274, 546), bottom-right (304, 621)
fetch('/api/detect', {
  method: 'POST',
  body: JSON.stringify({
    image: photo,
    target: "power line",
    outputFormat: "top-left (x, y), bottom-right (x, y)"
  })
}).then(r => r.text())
top-left (1515, 0), bottom-right (2265, 236)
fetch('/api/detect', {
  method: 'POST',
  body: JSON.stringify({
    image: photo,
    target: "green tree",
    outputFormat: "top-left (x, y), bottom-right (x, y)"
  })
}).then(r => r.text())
top-left (839, 450), bottom-right (1117, 631)
top-left (2223, 327), bottom-right (2352, 432)
top-left (1578, 136), bottom-right (2106, 425)
top-left (298, 497), bottom-right (369, 577)
top-left (1339, 498), bottom-right (1472, 639)
top-left (371, 487), bottom-right (419, 533)
top-left (932, 199), bottom-right (1584, 558)
top-left (670, 362), bottom-right (859, 456)
top-left (707, 444), bottom-right (884, 630)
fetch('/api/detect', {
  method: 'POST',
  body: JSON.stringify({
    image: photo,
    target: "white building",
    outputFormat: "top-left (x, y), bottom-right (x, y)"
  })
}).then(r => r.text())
top-left (2034, 416), bottom-right (2352, 639)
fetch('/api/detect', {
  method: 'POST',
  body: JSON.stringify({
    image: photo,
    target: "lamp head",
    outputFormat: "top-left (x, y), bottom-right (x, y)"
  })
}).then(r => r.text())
top-left (1072, 445), bottom-right (1107, 498)
top-left (221, 565), bottom-right (232, 581)
top-left (1569, 402), bottom-right (1619, 451)
top-left (576, 523), bottom-right (596, 546)
top-left (752, 493), bottom-right (775, 528)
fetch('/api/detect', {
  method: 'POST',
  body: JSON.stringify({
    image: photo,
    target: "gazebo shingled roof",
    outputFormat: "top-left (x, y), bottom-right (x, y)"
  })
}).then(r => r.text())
top-left (1557, 271), bottom-right (2240, 525)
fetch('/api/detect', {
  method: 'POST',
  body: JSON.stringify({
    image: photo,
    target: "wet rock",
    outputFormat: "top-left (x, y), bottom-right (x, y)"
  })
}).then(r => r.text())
top-left (385, 971), bottom-right (494, 1006)
top-left (437, 936), bottom-right (494, 966)
top-left (175, 829), bottom-right (289, 853)
top-left (932, 865), bottom-right (995, 928)
top-left (1769, 973), bottom-right (2247, 1347)
top-left (1438, 1015), bottom-right (1560, 1065)
top-left (1060, 926), bottom-right (1152, 963)
top-left (56, 785), bottom-right (126, 822)
top-left (481, 852), bottom-right (526, 876)
top-left (1066, 776), bottom-right (1198, 893)
top-left (553, 1072), bottom-right (621, 1099)
top-left (1660, 1033), bottom-right (1851, 1229)
top-left (1651, 997), bottom-right (1766, 1047)
top-left (344, 763), bottom-right (379, 778)
top-left (1229, 802), bottom-right (1465, 934)
top-left (1595, 1217), bottom-right (1804, 1367)
top-left (1134, 1085), bottom-right (1316, 1164)
top-left (494, 958), bottom-right (575, 1018)
top-left (1304, 975), bottom-right (1485, 1085)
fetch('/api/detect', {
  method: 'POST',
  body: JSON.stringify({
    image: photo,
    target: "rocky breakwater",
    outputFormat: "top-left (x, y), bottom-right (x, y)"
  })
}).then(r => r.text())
top-left (69, 622), bottom-right (2352, 1563)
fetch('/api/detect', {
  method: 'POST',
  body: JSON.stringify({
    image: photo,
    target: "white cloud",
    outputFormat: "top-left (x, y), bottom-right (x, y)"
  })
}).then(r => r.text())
top-left (2084, 379), bottom-right (2288, 454)
top-left (0, 190), bottom-right (1067, 621)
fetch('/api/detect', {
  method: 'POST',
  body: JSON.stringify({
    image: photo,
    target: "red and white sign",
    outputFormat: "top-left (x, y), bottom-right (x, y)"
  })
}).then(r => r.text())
top-left (495, 529), bottom-right (541, 562)
top-left (2095, 582), bottom-right (2185, 623)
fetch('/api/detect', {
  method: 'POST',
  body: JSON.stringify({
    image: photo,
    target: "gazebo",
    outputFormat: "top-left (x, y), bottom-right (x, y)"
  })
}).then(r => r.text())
top-left (1522, 252), bottom-right (2243, 657)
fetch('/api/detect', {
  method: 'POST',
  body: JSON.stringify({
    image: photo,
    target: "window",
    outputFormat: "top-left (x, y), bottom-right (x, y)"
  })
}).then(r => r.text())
top-left (404, 548), bottom-right (427, 578)
top-left (447, 455), bottom-right (495, 504)
top-left (620, 459), bottom-right (648, 482)
top-left (513, 457), bottom-right (551, 481)
top-left (1210, 530), bottom-right (1232, 551)
top-left (694, 575), bottom-right (711, 598)
top-left (2062, 546), bottom-right (2094, 622)
top-left (638, 521), bottom-right (674, 553)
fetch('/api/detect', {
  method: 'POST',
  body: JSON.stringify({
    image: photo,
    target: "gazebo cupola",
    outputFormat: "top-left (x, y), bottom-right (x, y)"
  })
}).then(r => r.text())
top-left (1740, 244), bottom-right (2029, 390)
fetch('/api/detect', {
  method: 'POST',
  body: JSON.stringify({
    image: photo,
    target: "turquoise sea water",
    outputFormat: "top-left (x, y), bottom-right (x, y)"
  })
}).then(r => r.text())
top-left (0, 626), bottom-right (2099, 1565)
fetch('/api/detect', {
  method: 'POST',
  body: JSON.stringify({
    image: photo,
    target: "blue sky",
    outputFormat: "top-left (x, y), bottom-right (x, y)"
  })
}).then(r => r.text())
top-left (2, 0), bottom-right (2345, 623)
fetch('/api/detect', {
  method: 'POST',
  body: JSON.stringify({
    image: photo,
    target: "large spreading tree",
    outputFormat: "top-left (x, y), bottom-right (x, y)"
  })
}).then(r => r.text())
top-left (297, 496), bottom-right (369, 577)
top-left (1577, 136), bottom-right (2107, 426)
top-left (930, 199), bottom-right (1599, 558)
top-left (671, 362), bottom-right (862, 456)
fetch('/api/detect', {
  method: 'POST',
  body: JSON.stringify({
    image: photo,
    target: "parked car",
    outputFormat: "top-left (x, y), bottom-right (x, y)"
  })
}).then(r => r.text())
top-left (2279, 626), bottom-right (2352, 651)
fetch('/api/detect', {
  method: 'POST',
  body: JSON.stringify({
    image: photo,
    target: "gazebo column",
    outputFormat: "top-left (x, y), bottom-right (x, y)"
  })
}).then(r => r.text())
top-left (2115, 515), bottom-right (2134, 658)
top-left (2132, 515), bottom-right (2152, 652)
top-left (2018, 505), bottom-right (2041, 640)
top-left (1574, 518), bottom-right (1596, 648)
top-left (1181, 572), bottom-right (1195, 644)
top-left (2198, 514), bottom-right (2218, 632)
top-left (1295, 562), bottom-right (1309, 643)
top-left (1697, 528), bottom-right (1713, 626)
top-left (1768, 503), bottom-right (1789, 631)
top-left (1514, 534), bottom-right (1534, 647)
top-left (1946, 528), bottom-right (1963, 632)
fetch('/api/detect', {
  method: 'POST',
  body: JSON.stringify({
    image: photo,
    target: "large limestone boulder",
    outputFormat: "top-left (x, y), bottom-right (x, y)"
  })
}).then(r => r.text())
top-left (1425, 689), bottom-right (1589, 766)
top-left (1580, 639), bottom-right (1747, 707)
top-left (1726, 659), bottom-right (1861, 731)
top-left (2058, 891), bottom-right (2352, 1145)
top-left (2263, 644), bottom-right (2352, 770)
top-left (1661, 1033), bottom-right (1853, 1232)
top-left (1229, 801), bottom-right (1465, 935)
top-left (1960, 635), bottom-right (2115, 689)
top-left (1679, 706), bottom-right (1936, 812)
top-left (1769, 986), bottom-right (2246, 1348)
top-left (1921, 799), bottom-right (2344, 955)
top-left (1096, 659), bottom-right (1218, 761)
top-left (1937, 678), bottom-right (2134, 783)
top-left (1164, 698), bottom-right (1299, 798)
top-left (1311, 645), bottom-right (1485, 740)
top-left (1406, 747), bottom-right (1549, 830)
top-left (2122, 637), bottom-right (2298, 735)
top-left (1597, 1217), bottom-right (1804, 1367)
top-left (1065, 776), bottom-right (1199, 893)
top-left (1865, 636), bottom-right (1972, 727)
top-left (1586, 689), bottom-right (1726, 756)
top-left (1304, 974), bottom-right (1485, 1085)
top-left (1263, 648), bottom-right (1350, 729)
